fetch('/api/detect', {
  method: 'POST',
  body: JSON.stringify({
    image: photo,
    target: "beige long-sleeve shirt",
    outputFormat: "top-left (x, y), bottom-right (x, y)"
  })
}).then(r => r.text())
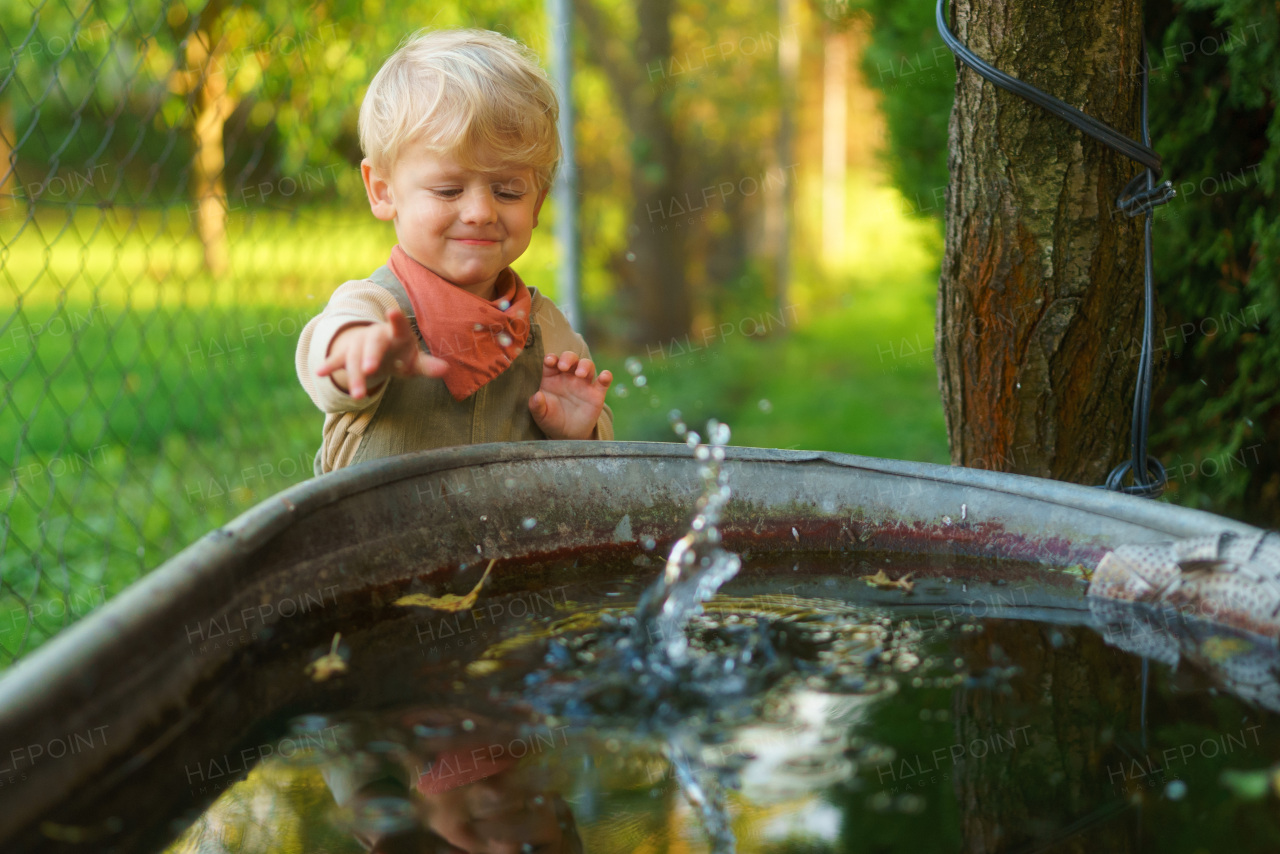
top-left (296, 275), bottom-right (614, 473)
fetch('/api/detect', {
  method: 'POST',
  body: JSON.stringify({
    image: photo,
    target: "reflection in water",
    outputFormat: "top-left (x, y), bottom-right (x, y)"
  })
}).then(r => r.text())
top-left (166, 587), bottom-right (1280, 853)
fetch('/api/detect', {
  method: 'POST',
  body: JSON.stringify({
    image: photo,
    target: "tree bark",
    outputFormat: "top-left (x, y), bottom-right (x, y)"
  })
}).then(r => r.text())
top-left (623, 0), bottom-right (690, 346)
top-left (938, 0), bottom-right (1151, 483)
top-left (186, 26), bottom-right (234, 276)
top-left (0, 100), bottom-right (17, 222)
top-left (821, 25), bottom-right (848, 265)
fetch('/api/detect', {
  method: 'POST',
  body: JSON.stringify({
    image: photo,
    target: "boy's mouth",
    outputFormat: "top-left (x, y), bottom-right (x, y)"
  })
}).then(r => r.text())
top-left (453, 237), bottom-right (500, 246)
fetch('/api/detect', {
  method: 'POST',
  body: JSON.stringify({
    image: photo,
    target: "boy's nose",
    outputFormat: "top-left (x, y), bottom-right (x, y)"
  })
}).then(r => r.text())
top-left (459, 189), bottom-right (498, 225)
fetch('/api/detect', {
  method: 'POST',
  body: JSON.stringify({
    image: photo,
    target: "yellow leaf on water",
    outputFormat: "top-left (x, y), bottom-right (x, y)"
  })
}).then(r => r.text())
top-left (861, 569), bottom-right (914, 593)
top-left (306, 632), bottom-right (348, 682)
top-left (1201, 636), bottom-right (1252, 662)
top-left (395, 559), bottom-right (497, 612)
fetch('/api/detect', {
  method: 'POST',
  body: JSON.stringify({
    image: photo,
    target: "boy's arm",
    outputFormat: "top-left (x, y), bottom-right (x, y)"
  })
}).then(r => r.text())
top-left (536, 295), bottom-right (615, 440)
top-left (296, 280), bottom-right (403, 413)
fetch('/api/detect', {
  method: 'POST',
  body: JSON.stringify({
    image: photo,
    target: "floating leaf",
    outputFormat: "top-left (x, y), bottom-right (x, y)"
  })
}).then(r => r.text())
top-left (395, 559), bottom-right (497, 612)
top-left (1202, 636), bottom-right (1252, 662)
top-left (861, 570), bottom-right (914, 593)
top-left (306, 633), bottom-right (348, 682)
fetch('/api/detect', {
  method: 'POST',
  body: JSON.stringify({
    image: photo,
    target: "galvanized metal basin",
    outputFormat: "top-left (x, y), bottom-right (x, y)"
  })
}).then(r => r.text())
top-left (0, 441), bottom-right (1260, 851)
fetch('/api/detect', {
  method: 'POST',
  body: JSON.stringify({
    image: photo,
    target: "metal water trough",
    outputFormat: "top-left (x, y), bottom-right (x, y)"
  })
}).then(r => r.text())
top-left (0, 441), bottom-right (1262, 852)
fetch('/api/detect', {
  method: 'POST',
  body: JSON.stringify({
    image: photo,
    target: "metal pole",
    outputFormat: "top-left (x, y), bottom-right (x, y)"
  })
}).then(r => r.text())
top-left (547, 0), bottom-right (580, 328)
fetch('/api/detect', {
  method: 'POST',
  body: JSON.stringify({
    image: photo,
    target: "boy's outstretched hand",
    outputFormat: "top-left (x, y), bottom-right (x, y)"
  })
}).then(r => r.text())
top-left (317, 308), bottom-right (449, 399)
top-left (529, 351), bottom-right (613, 439)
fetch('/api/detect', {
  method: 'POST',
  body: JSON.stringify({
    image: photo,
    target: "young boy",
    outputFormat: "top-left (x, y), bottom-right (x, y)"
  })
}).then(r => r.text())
top-left (296, 29), bottom-right (614, 475)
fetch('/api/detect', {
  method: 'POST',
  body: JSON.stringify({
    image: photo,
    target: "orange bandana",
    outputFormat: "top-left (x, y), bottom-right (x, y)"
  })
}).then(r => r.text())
top-left (389, 245), bottom-right (533, 401)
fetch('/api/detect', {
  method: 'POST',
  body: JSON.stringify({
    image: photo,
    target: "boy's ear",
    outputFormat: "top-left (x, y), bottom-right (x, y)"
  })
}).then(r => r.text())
top-left (362, 159), bottom-right (396, 222)
top-left (532, 188), bottom-right (549, 227)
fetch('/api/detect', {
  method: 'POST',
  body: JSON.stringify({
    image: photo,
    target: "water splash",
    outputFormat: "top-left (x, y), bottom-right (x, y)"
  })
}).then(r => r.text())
top-left (633, 413), bottom-right (740, 663)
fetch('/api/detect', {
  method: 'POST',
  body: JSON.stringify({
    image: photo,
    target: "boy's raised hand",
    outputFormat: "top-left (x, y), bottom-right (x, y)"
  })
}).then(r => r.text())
top-left (317, 308), bottom-right (449, 399)
top-left (529, 351), bottom-right (613, 439)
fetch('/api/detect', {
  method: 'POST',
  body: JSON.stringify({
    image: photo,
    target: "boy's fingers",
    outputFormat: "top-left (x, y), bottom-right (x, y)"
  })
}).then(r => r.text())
top-left (575, 358), bottom-right (595, 380)
top-left (529, 390), bottom-right (549, 419)
top-left (387, 309), bottom-right (413, 342)
top-left (557, 351), bottom-right (580, 372)
top-left (417, 353), bottom-right (449, 378)
top-left (317, 351), bottom-right (340, 376)
top-left (598, 369), bottom-right (613, 387)
top-left (346, 345), bottom-right (366, 398)
top-left (362, 330), bottom-right (387, 374)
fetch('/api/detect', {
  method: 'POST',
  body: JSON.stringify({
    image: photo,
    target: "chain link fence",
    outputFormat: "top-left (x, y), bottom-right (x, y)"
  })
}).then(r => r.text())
top-left (0, 1), bottom-right (449, 665)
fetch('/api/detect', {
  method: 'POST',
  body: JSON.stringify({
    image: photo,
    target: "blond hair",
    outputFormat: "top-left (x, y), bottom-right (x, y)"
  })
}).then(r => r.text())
top-left (359, 29), bottom-right (560, 189)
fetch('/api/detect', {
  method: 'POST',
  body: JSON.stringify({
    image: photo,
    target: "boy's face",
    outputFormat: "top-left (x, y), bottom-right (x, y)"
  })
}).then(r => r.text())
top-left (362, 146), bottom-right (547, 300)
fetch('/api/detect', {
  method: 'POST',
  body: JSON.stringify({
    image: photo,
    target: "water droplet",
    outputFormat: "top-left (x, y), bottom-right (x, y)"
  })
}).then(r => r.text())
top-left (625, 251), bottom-right (636, 261)
top-left (685, 432), bottom-right (701, 448)
top-left (497, 332), bottom-right (513, 347)
top-left (897, 793), bottom-right (926, 814)
top-left (614, 385), bottom-right (629, 397)
top-left (504, 478), bottom-right (517, 489)
top-left (633, 375), bottom-right (647, 387)
top-left (461, 719), bottom-right (476, 731)
top-left (473, 322), bottom-right (484, 331)
top-left (1165, 779), bottom-right (1187, 800)
top-left (522, 517), bottom-right (537, 530)
top-left (758, 398), bottom-right (773, 413)
top-left (625, 357), bottom-right (643, 376)
top-left (642, 536), bottom-right (656, 550)
top-left (498, 299), bottom-right (511, 310)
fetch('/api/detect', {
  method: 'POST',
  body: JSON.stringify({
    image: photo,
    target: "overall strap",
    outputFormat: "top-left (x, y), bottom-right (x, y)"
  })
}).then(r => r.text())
top-left (366, 264), bottom-right (425, 351)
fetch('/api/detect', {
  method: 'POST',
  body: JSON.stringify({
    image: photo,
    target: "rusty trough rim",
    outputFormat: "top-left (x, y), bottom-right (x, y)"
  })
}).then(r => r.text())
top-left (0, 440), bottom-right (1260, 706)
top-left (0, 441), bottom-right (1258, 707)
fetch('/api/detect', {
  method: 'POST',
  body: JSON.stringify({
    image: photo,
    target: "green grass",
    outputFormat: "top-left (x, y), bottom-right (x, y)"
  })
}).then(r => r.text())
top-left (0, 178), bottom-right (947, 664)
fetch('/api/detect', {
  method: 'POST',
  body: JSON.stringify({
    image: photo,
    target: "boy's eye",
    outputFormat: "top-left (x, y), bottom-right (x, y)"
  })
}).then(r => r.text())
top-left (496, 189), bottom-right (526, 201)
top-left (431, 188), bottom-right (463, 199)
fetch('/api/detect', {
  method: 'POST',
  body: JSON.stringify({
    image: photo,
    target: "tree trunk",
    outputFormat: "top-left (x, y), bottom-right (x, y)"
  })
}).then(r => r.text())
top-left (0, 100), bottom-right (17, 223)
top-left (938, 0), bottom-right (1150, 483)
top-left (624, 0), bottom-right (690, 346)
top-left (187, 28), bottom-right (234, 276)
top-left (771, 0), bottom-right (798, 319)
top-left (821, 26), bottom-right (848, 266)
